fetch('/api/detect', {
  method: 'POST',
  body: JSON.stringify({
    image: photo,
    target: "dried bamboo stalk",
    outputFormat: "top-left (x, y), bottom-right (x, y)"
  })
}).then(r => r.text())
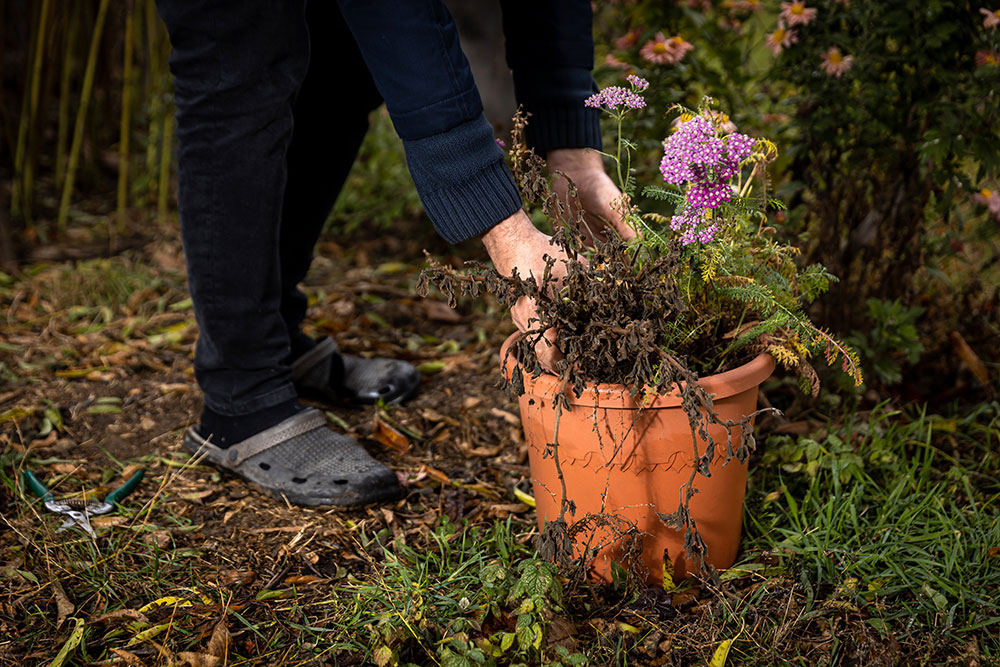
top-left (20, 0), bottom-right (53, 225)
top-left (116, 0), bottom-right (136, 233)
top-left (145, 0), bottom-right (162, 203)
top-left (55, 17), bottom-right (78, 188)
top-left (57, 0), bottom-right (111, 233)
top-left (11, 0), bottom-right (50, 223)
top-left (157, 108), bottom-right (174, 224)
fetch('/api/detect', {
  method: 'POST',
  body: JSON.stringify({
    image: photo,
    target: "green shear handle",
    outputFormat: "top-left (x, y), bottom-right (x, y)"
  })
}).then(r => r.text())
top-left (23, 469), bottom-right (144, 507)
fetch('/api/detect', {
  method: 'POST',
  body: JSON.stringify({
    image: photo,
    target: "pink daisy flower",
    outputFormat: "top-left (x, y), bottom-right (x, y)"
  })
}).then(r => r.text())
top-left (820, 46), bottom-right (855, 77)
top-left (615, 28), bottom-right (643, 50)
top-left (640, 32), bottom-right (694, 65)
top-left (974, 188), bottom-right (1000, 221)
top-left (604, 53), bottom-right (631, 69)
top-left (780, 1), bottom-right (817, 26)
top-left (976, 49), bottom-right (999, 66)
top-left (981, 7), bottom-right (1000, 29)
top-left (766, 24), bottom-right (798, 56)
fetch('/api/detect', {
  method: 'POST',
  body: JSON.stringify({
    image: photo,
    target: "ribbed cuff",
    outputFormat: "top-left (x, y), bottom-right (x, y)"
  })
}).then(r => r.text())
top-left (524, 103), bottom-right (603, 155)
top-left (419, 160), bottom-right (524, 243)
top-left (402, 115), bottom-right (524, 243)
top-left (511, 67), bottom-right (603, 154)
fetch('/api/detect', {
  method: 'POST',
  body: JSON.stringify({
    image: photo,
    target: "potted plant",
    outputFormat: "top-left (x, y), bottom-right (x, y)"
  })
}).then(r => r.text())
top-left (420, 76), bottom-right (862, 585)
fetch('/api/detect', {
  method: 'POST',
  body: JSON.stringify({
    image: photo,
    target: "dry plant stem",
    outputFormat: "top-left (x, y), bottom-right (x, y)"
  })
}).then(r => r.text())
top-left (157, 109), bottom-right (174, 223)
top-left (58, 0), bottom-right (111, 233)
top-left (55, 18), bottom-right (77, 189)
top-left (145, 0), bottom-right (163, 201)
top-left (20, 0), bottom-right (52, 225)
top-left (116, 0), bottom-right (136, 235)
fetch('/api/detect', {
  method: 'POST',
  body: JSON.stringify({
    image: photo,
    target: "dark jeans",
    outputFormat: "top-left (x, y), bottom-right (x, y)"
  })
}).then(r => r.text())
top-left (156, 0), bottom-right (597, 417)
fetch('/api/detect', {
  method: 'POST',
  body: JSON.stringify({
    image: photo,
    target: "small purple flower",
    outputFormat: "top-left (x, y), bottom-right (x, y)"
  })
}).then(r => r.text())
top-left (584, 86), bottom-right (646, 110)
top-left (495, 138), bottom-right (506, 148)
top-left (626, 74), bottom-right (649, 91)
top-left (669, 205), bottom-right (718, 246)
top-left (725, 133), bottom-right (755, 162)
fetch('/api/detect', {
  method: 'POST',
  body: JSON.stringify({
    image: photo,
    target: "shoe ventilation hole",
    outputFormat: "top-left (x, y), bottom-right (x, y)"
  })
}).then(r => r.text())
top-left (258, 462), bottom-right (270, 471)
top-left (291, 477), bottom-right (307, 484)
top-left (334, 479), bottom-right (348, 485)
top-left (378, 385), bottom-right (393, 395)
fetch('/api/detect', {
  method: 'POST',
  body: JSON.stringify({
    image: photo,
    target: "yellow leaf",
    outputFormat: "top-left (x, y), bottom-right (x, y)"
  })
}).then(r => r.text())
top-left (138, 596), bottom-right (191, 613)
top-left (513, 487), bottom-right (535, 508)
top-left (662, 561), bottom-right (676, 593)
top-left (709, 639), bottom-right (733, 667)
top-left (126, 622), bottom-right (172, 646)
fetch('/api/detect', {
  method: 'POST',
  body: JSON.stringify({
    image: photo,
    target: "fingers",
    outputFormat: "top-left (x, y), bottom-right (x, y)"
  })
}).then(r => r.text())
top-left (511, 295), bottom-right (563, 374)
top-left (550, 166), bottom-right (637, 242)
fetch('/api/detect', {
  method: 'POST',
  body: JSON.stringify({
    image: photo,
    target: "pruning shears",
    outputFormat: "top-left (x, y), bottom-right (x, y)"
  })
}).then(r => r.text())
top-left (22, 469), bottom-right (144, 538)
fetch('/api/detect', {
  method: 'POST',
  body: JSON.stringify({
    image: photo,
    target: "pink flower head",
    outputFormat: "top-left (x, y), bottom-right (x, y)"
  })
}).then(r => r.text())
top-left (678, 0), bottom-right (712, 10)
top-left (976, 49), bottom-right (999, 66)
top-left (723, 0), bottom-right (762, 11)
top-left (780, 1), bottom-right (817, 26)
top-left (973, 188), bottom-right (1000, 221)
top-left (615, 28), bottom-right (643, 49)
top-left (766, 23), bottom-right (798, 56)
top-left (584, 86), bottom-right (646, 110)
top-left (640, 32), bottom-right (694, 65)
top-left (981, 7), bottom-right (1000, 29)
top-left (604, 53), bottom-right (631, 69)
top-left (820, 46), bottom-right (855, 77)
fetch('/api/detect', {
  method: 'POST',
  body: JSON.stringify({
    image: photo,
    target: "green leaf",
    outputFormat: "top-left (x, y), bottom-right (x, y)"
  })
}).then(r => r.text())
top-left (47, 617), bottom-right (85, 667)
top-left (440, 649), bottom-right (471, 667)
top-left (500, 632), bottom-right (515, 653)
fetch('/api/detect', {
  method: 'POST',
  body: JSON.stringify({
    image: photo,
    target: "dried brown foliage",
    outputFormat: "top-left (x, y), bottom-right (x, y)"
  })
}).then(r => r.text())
top-left (418, 111), bottom-right (774, 579)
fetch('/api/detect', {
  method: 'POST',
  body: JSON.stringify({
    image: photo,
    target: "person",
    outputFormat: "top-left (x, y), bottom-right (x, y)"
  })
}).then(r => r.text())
top-left (154, 0), bottom-right (631, 507)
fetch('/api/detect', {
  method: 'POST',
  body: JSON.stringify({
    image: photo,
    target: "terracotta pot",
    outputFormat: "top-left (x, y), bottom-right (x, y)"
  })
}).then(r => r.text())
top-left (500, 333), bottom-right (774, 584)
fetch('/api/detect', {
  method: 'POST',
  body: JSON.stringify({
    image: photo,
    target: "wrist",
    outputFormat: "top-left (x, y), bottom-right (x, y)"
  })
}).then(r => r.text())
top-left (546, 147), bottom-right (604, 173)
top-left (481, 209), bottom-right (539, 276)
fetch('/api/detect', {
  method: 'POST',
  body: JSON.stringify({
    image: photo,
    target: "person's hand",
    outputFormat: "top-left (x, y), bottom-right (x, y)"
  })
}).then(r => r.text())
top-left (482, 210), bottom-right (573, 373)
top-left (546, 148), bottom-right (637, 242)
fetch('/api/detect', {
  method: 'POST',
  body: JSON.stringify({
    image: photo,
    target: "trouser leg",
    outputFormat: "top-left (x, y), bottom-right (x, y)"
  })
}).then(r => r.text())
top-left (278, 2), bottom-right (383, 353)
top-left (156, 0), bottom-right (308, 416)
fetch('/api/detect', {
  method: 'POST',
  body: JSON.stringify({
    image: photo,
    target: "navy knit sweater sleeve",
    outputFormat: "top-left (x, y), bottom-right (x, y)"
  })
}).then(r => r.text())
top-left (500, 0), bottom-right (603, 154)
top-left (338, 0), bottom-right (600, 244)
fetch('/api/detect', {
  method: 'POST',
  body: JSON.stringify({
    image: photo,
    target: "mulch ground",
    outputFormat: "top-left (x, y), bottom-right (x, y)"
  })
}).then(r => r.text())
top-left (0, 220), bottom-right (982, 666)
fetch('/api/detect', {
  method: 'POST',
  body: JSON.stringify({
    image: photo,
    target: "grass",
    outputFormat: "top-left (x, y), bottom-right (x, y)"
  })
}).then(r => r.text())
top-left (3, 400), bottom-right (998, 665)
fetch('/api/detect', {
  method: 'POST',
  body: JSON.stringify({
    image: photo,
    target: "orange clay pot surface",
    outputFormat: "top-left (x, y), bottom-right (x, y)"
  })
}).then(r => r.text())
top-left (500, 333), bottom-right (774, 584)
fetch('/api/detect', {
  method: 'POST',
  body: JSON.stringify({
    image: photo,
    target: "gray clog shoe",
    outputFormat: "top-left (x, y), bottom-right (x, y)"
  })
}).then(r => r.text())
top-left (183, 408), bottom-right (401, 507)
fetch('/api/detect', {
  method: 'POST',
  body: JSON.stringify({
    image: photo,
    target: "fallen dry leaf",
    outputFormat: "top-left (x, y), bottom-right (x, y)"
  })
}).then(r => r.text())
top-left (207, 618), bottom-right (230, 659)
top-left (489, 408), bottom-right (521, 426)
top-left (109, 648), bottom-right (148, 666)
top-left (92, 609), bottom-right (149, 625)
top-left (372, 413), bottom-right (411, 453)
top-left (418, 464), bottom-right (451, 485)
top-left (177, 652), bottom-right (221, 667)
top-left (950, 331), bottom-right (994, 395)
top-left (52, 580), bottom-right (74, 629)
top-left (283, 575), bottom-right (330, 586)
top-left (422, 299), bottom-right (463, 323)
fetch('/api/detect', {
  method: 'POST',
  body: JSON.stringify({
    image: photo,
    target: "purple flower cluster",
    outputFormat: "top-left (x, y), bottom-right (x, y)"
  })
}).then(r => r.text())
top-left (659, 114), bottom-right (757, 245)
top-left (670, 206), bottom-right (718, 245)
top-left (626, 74), bottom-right (649, 91)
top-left (584, 86), bottom-right (646, 110)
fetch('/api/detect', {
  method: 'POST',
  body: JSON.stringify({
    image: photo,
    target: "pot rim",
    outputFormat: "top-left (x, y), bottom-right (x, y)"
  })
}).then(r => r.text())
top-left (500, 332), bottom-right (775, 409)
